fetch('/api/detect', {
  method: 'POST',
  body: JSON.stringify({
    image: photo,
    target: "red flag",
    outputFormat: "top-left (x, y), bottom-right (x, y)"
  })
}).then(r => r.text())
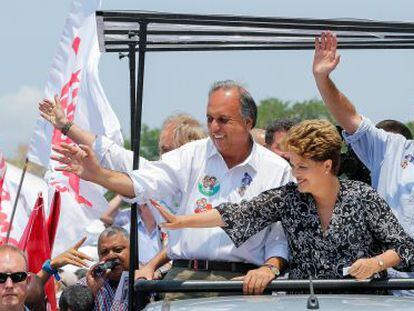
top-left (47, 191), bottom-right (61, 252)
top-left (19, 193), bottom-right (57, 311)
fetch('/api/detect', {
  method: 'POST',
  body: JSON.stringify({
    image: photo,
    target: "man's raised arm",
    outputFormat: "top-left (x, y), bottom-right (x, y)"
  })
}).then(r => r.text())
top-left (52, 142), bottom-right (136, 198)
top-left (313, 31), bottom-right (362, 134)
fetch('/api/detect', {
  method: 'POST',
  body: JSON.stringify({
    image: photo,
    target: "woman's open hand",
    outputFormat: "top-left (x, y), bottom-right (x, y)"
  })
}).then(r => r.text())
top-left (150, 199), bottom-right (183, 229)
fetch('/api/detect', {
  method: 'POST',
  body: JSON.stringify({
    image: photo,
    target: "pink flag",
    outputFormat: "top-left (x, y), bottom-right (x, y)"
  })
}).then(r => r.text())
top-left (27, 0), bottom-right (123, 254)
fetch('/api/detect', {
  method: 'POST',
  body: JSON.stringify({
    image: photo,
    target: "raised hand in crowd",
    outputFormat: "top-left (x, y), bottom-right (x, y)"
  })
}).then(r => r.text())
top-left (313, 31), bottom-right (362, 134)
top-left (312, 31), bottom-right (340, 79)
top-left (52, 142), bottom-right (136, 197)
top-left (50, 237), bottom-right (93, 269)
top-left (39, 94), bottom-right (97, 145)
top-left (37, 237), bottom-right (93, 285)
top-left (51, 143), bottom-right (101, 181)
top-left (39, 95), bottom-right (68, 129)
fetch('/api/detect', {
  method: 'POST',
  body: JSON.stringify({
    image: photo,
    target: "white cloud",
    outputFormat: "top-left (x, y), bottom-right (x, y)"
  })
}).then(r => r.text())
top-left (0, 86), bottom-right (44, 157)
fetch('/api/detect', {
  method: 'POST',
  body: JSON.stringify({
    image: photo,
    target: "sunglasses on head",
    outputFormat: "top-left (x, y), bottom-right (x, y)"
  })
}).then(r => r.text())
top-left (0, 272), bottom-right (28, 284)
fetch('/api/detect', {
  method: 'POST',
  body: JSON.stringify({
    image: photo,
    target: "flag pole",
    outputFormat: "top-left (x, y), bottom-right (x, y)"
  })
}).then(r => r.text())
top-left (6, 157), bottom-right (29, 242)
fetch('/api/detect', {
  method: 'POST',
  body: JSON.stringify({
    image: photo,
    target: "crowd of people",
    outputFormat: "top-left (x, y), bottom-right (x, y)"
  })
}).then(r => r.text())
top-left (1, 31), bottom-right (414, 310)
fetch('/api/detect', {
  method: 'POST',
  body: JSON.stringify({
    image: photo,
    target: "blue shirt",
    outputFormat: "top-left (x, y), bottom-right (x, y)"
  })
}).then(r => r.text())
top-left (344, 116), bottom-right (414, 288)
top-left (114, 209), bottom-right (162, 265)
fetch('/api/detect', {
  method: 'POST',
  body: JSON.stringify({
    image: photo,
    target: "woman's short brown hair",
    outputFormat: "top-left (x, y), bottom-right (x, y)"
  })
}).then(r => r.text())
top-left (283, 119), bottom-right (342, 175)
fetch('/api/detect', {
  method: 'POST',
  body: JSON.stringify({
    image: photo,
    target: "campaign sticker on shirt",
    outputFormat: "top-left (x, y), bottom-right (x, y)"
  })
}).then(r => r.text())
top-left (401, 154), bottom-right (414, 169)
top-left (198, 175), bottom-right (220, 196)
top-left (194, 198), bottom-right (213, 214)
top-left (237, 172), bottom-right (253, 197)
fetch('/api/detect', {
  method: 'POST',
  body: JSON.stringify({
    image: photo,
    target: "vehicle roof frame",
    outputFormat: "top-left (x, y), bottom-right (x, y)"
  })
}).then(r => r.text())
top-left (95, 10), bottom-right (414, 310)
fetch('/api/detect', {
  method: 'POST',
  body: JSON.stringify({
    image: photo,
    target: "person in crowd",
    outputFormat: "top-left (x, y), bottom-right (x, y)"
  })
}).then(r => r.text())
top-left (77, 226), bottom-right (130, 310)
top-left (250, 128), bottom-right (266, 147)
top-left (101, 195), bottom-right (162, 267)
top-left (265, 118), bottom-right (298, 159)
top-left (59, 284), bottom-right (94, 311)
top-left (0, 244), bottom-right (31, 311)
top-left (153, 119), bottom-right (414, 284)
top-left (312, 31), bottom-right (414, 288)
top-left (24, 275), bottom-right (45, 311)
top-left (52, 80), bottom-right (292, 296)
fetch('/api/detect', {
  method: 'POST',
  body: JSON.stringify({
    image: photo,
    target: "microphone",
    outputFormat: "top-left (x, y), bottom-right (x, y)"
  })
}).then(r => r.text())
top-left (92, 259), bottom-right (121, 275)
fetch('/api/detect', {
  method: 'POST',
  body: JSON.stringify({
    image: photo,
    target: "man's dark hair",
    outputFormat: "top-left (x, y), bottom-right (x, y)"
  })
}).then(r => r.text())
top-left (376, 119), bottom-right (413, 140)
top-left (59, 285), bottom-right (94, 311)
top-left (265, 118), bottom-right (298, 146)
top-left (209, 80), bottom-right (257, 128)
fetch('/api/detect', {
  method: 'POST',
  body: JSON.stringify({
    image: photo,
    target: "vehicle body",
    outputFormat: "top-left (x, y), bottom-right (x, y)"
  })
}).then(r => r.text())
top-left (144, 294), bottom-right (414, 311)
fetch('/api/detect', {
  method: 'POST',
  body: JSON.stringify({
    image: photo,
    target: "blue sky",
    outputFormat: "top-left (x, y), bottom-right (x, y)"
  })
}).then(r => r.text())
top-left (1, 0), bottom-right (414, 158)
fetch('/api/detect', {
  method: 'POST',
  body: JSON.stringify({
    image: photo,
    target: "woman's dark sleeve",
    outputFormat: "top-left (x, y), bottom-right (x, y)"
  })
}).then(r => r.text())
top-left (364, 187), bottom-right (414, 271)
top-left (215, 185), bottom-right (287, 247)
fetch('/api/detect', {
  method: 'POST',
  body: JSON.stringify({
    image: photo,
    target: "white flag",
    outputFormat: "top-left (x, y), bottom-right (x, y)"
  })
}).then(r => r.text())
top-left (0, 160), bottom-right (48, 245)
top-left (27, 0), bottom-right (124, 255)
top-left (28, 0), bottom-right (123, 166)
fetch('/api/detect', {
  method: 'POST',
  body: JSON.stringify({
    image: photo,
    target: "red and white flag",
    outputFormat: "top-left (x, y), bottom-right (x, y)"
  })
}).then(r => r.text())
top-left (27, 0), bottom-right (123, 255)
top-left (0, 159), bottom-right (48, 246)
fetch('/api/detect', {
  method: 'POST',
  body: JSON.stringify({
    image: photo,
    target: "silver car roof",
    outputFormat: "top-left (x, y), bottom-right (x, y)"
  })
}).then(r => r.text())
top-left (144, 295), bottom-right (414, 311)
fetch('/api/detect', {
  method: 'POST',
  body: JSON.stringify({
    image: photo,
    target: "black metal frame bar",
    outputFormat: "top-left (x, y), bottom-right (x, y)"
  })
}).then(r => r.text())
top-left (95, 10), bottom-right (414, 311)
top-left (135, 279), bottom-right (414, 293)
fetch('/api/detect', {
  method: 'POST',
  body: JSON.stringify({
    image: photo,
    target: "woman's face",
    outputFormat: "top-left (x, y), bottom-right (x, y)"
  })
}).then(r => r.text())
top-left (289, 152), bottom-right (332, 194)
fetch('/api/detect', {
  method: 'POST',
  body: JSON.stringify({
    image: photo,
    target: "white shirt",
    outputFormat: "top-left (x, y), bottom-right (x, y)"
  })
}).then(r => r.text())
top-left (344, 116), bottom-right (414, 284)
top-left (92, 135), bottom-right (179, 221)
top-left (127, 138), bottom-right (292, 265)
top-left (113, 208), bottom-right (162, 265)
top-left (93, 135), bottom-right (147, 172)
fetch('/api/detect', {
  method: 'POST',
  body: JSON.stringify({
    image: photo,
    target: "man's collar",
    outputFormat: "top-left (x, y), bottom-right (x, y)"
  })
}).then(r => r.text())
top-left (206, 137), bottom-right (258, 172)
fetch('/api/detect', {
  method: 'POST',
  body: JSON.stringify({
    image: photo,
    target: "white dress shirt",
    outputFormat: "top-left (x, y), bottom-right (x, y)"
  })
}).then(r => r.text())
top-left (93, 135), bottom-right (147, 172)
top-left (127, 138), bottom-right (292, 265)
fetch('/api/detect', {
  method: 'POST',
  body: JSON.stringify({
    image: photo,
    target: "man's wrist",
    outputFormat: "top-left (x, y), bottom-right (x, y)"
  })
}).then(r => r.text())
top-left (313, 72), bottom-right (330, 81)
top-left (56, 117), bottom-right (69, 129)
top-left (61, 121), bottom-right (74, 135)
top-left (42, 259), bottom-right (61, 281)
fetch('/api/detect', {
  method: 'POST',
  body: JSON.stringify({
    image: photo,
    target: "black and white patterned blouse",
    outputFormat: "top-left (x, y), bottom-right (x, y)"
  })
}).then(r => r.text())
top-left (216, 179), bottom-right (414, 279)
